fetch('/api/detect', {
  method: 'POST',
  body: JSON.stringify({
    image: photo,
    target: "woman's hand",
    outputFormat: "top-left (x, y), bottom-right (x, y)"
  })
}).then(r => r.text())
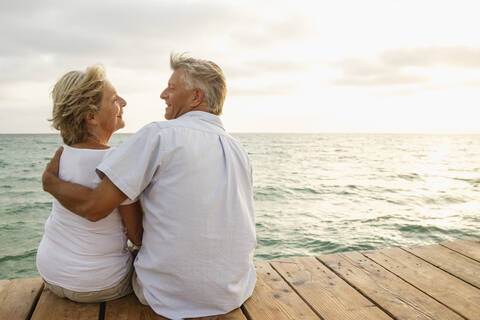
top-left (42, 146), bottom-right (63, 193)
top-left (119, 201), bottom-right (144, 246)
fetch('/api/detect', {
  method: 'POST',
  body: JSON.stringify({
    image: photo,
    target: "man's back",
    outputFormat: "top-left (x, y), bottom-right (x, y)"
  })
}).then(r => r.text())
top-left (97, 111), bottom-right (256, 319)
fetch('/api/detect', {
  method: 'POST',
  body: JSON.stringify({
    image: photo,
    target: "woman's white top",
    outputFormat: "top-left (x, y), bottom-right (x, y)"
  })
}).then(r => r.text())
top-left (36, 145), bottom-right (132, 292)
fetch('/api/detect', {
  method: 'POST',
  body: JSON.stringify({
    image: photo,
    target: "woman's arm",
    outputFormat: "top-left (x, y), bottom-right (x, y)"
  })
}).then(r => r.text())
top-left (119, 201), bottom-right (144, 246)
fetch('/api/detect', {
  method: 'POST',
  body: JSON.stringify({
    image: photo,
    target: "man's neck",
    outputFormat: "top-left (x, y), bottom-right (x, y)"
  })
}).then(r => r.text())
top-left (172, 106), bottom-right (215, 120)
top-left (191, 105), bottom-right (213, 114)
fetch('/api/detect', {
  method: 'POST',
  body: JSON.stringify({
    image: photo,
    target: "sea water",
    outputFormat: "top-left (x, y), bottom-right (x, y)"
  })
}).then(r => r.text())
top-left (1, 133), bottom-right (479, 279)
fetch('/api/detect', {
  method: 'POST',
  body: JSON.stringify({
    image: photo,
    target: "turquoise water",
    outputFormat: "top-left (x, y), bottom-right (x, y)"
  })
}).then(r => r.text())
top-left (1, 133), bottom-right (480, 279)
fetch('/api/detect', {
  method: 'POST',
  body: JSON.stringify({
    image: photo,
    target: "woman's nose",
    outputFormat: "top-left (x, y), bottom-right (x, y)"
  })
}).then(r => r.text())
top-left (119, 96), bottom-right (127, 107)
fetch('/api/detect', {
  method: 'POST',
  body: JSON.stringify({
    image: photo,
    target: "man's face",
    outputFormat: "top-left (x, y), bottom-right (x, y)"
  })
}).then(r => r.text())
top-left (160, 69), bottom-right (194, 120)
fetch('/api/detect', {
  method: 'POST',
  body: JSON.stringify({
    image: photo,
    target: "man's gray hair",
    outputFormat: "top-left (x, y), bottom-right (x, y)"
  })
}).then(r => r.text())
top-left (170, 53), bottom-right (226, 115)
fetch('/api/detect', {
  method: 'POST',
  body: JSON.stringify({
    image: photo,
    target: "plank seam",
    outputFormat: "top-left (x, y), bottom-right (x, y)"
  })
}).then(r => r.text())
top-left (240, 304), bottom-right (253, 320)
top-left (400, 247), bottom-right (480, 290)
top-left (360, 250), bottom-right (468, 320)
top-left (26, 282), bottom-right (45, 320)
top-left (268, 261), bottom-right (325, 320)
top-left (314, 255), bottom-right (398, 320)
top-left (98, 302), bottom-right (105, 320)
top-left (439, 242), bottom-right (480, 264)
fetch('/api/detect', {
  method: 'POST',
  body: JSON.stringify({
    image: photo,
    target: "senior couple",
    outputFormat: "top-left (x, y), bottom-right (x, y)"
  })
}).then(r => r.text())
top-left (38, 54), bottom-right (256, 320)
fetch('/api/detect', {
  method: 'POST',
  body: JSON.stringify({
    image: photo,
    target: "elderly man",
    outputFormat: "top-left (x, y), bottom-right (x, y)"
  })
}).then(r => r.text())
top-left (42, 53), bottom-right (257, 319)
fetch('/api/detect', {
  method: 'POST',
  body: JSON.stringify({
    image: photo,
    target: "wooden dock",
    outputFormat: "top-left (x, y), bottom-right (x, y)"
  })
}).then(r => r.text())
top-left (1, 238), bottom-right (480, 320)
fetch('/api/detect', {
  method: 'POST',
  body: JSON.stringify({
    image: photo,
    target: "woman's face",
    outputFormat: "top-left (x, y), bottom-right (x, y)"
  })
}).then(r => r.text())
top-left (96, 80), bottom-right (127, 135)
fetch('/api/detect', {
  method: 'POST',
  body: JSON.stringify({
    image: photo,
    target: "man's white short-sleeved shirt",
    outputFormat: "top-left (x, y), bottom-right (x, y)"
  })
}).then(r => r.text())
top-left (97, 111), bottom-right (256, 319)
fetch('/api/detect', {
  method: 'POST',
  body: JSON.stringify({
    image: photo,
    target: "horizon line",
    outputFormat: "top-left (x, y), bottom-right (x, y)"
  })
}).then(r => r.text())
top-left (1, 131), bottom-right (480, 135)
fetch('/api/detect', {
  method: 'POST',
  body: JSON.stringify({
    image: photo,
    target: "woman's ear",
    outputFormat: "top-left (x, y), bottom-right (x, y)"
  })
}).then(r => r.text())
top-left (84, 112), bottom-right (97, 125)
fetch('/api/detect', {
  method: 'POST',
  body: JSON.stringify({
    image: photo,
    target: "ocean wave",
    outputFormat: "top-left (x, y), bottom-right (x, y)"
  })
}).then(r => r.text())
top-left (254, 186), bottom-right (288, 200)
top-left (3, 202), bottom-right (51, 215)
top-left (0, 249), bottom-right (37, 263)
top-left (257, 238), bottom-right (281, 247)
top-left (0, 190), bottom-right (36, 199)
top-left (337, 191), bottom-right (356, 196)
top-left (453, 177), bottom-right (480, 186)
top-left (0, 222), bottom-right (26, 231)
top-left (307, 240), bottom-right (341, 254)
top-left (290, 187), bottom-right (322, 195)
top-left (396, 224), bottom-right (471, 238)
top-left (397, 173), bottom-right (422, 181)
top-left (422, 195), bottom-right (466, 205)
top-left (363, 215), bottom-right (396, 223)
top-left (14, 177), bottom-right (38, 182)
top-left (331, 243), bottom-right (377, 253)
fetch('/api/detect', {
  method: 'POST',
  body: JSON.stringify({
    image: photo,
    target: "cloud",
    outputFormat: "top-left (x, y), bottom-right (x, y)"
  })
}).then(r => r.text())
top-left (381, 46), bottom-right (480, 69)
top-left (0, 1), bottom-right (228, 60)
top-left (332, 58), bottom-right (428, 87)
top-left (461, 79), bottom-right (480, 87)
top-left (225, 60), bottom-right (308, 79)
top-left (229, 82), bottom-right (297, 96)
top-left (333, 46), bottom-right (480, 87)
top-left (334, 74), bottom-right (428, 87)
top-left (0, 0), bottom-right (314, 89)
top-left (229, 11), bottom-right (316, 49)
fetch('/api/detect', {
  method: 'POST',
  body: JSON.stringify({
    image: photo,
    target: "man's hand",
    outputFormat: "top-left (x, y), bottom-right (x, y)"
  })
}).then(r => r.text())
top-left (42, 146), bottom-right (63, 193)
top-left (40, 146), bottom-right (127, 221)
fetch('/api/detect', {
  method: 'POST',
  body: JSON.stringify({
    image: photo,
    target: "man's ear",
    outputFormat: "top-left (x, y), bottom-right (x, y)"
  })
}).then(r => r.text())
top-left (191, 89), bottom-right (205, 108)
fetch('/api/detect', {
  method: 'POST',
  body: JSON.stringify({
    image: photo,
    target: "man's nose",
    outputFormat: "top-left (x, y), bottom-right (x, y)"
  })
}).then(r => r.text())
top-left (160, 89), bottom-right (167, 99)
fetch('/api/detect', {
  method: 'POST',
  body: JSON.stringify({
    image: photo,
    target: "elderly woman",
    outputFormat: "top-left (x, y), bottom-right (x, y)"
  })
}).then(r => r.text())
top-left (36, 65), bottom-right (143, 303)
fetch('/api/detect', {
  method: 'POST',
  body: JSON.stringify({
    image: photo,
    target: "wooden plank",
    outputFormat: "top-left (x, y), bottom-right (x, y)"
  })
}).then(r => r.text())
top-left (105, 293), bottom-right (167, 320)
top-left (441, 238), bottom-right (480, 262)
top-left (0, 277), bottom-right (44, 320)
top-left (404, 244), bottom-right (480, 289)
top-left (30, 287), bottom-right (99, 320)
top-left (364, 247), bottom-right (480, 319)
top-left (242, 260), bottom-right (320, 320)
top-left (188, 308), bottom-right (247, 320)
top-left (105, 293), bottom-right (247, 320)
top-left (318, 251), bottom-right (463, 320)
top-left (271, 257), bottom-right (391, 320)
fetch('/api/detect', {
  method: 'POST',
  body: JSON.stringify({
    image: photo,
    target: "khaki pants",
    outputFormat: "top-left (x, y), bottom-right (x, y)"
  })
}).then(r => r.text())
top-left (131, 270), bottom-right (148, 305)
top-left (44, 266), bottom-right (133, 303)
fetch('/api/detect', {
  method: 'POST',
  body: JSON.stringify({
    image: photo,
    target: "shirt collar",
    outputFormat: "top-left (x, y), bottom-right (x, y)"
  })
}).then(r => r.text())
top-left (178, 111), bottom-right (224, 130)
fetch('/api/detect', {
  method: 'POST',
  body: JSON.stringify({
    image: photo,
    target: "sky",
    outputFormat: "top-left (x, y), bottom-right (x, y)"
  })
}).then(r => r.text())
top-left (1, 0), bottom-right (480, 133)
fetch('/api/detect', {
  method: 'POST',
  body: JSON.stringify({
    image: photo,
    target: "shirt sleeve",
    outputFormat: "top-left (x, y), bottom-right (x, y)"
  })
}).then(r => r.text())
top-left (97, 123), bottom-right (162, 201)
top-left (120, 197), bottom-right (137, 206)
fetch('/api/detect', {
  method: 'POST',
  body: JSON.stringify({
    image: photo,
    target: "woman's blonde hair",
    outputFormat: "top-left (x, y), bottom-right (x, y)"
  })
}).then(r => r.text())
top-left (170, 53), bottom-right (226, 115)
top-left (50, 65), bottom-right (106, 145)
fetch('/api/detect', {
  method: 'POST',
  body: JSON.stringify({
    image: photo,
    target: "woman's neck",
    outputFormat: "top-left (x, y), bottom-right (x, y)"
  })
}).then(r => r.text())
top-left (70, 135), bottom-right (110, 149)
